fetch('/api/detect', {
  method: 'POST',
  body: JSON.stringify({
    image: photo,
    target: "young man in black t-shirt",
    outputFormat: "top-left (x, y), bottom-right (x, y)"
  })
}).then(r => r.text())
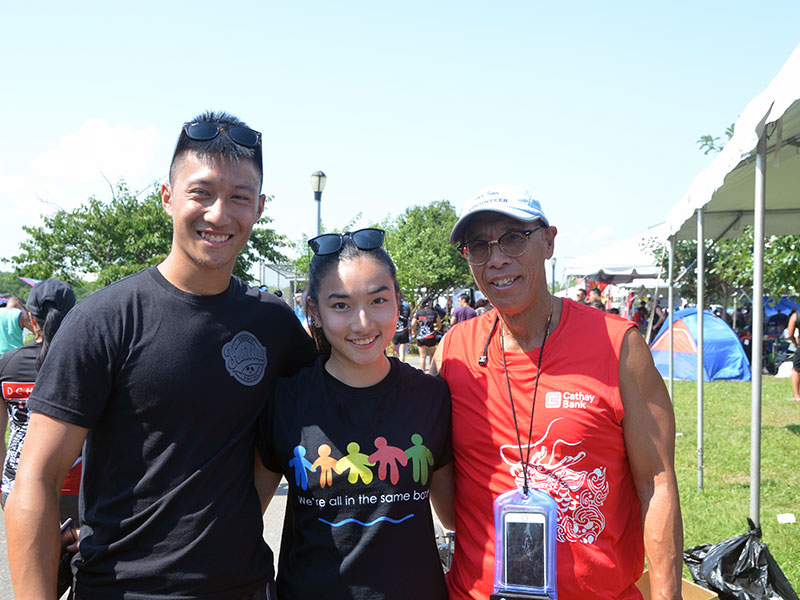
top-left (6, 111), bottom-right (317, 600)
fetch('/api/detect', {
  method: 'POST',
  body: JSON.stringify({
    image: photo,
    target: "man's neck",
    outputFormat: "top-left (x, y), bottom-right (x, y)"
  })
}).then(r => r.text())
top-left (157, 254), bottom-right (232, 296)
top-left (500, 294), bottom-right (562, 353)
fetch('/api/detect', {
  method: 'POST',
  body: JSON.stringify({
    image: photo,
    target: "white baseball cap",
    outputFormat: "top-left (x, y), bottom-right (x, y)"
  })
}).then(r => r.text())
top-left (450, 184), bottom-right (550, 244)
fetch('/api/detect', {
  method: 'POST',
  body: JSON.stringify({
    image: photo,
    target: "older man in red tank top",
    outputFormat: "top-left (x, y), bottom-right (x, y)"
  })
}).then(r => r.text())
top-left (432, 185), bottom-right (682, 600)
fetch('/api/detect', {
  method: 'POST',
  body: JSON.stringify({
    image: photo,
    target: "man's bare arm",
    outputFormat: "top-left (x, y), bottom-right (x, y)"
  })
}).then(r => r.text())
top-left (18, 309), bottom-right (33, 333)
top-left (429, 462), bottom-right (455, 530)
top-left (5, 412), bottom-right (87, 600)
top-left (619, 329), bottom-right (683, 600)
top-left (788, 312), bottom-right (799, 347)
top-left (428, 329), bottom-right (452, 377)
top-left (0, 405), bottom-right (8, 472)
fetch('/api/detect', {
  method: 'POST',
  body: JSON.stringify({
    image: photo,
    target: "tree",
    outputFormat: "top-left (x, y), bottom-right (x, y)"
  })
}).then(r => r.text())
top-left (697, 123), bottom-right (735, 155)
top-left (384, 201), bottom-right (472, 303)
top-left (10, 181), bottom-right (287, 287)
top-left (644, 229), bottom-right (800, 308)
top-left (0, 272), bottom-right (34, 300)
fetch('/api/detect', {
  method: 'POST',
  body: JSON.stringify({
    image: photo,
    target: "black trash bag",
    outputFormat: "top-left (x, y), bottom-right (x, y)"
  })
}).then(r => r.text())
top-left (683, 519), bottom-right (799, 600)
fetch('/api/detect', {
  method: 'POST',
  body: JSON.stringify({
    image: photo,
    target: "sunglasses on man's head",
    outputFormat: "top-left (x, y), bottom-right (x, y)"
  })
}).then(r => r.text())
top-left (182, 122), bottom-right (262, 149)
top-left (308, 228), bottom-right (386, 256)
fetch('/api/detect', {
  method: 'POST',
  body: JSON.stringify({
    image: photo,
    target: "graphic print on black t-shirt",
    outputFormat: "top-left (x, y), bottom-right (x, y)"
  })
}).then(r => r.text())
top-left (222, 330), bottom-right (267, 386)
top-left (284, 431), bottom-right (435, 527)
top-left (395, 304), bottom-right (410, 334)
top-left (415, 308), bottom-right (438, 341)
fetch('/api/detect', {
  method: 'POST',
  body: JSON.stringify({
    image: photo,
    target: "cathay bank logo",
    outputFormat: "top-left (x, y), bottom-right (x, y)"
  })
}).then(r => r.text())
top-left (545, 392), bottom-right (562, 408)
top-left (545, 391), bottom-right (596, 409)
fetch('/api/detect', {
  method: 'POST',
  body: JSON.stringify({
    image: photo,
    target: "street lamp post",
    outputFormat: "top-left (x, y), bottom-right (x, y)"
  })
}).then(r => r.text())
top-left (551, 257), bottom-right (557, 295)
top-left (310, 171), bottom-right (327, 237)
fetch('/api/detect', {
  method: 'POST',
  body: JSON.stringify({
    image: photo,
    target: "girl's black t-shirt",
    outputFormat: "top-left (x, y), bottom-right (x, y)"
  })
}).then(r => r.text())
top-left (259, 356), bottom-right (452, 600)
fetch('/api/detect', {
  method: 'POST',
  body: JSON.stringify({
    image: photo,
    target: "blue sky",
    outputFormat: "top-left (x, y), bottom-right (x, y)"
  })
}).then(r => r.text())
top-left (1, 2), bottom-right (799, 282)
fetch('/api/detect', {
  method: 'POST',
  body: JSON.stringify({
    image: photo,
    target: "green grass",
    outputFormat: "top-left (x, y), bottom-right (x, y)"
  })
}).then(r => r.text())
top-left (672, 377), bottom-right (800, 589)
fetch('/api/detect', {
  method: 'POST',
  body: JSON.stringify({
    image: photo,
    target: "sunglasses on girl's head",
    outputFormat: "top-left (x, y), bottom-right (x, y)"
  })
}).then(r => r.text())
top-left (308, 228), bottom-right (386, 256)
top-left (182, 122), bottom-right (262, 148)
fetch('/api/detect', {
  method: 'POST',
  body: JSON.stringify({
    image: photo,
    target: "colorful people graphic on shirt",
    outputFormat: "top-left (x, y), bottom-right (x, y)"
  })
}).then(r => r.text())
top-left (289, 445), bottom-right (316, 490)
top-left (312, 444), bottom-right (339, 488)
top-left (405, 434), bottom-right (434, 485)
top-left (368, 436), bottom-right (409, 485)
top-left (334, 442), bottom-right (375, 484)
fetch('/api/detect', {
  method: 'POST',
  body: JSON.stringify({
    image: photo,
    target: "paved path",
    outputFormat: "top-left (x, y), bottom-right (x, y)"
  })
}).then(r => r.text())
top-left (0, 354), bottom-right (431, 597)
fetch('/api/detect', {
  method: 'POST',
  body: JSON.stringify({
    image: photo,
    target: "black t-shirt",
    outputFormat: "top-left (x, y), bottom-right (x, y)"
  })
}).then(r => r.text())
top-left (395, 304), bottom-right (411, 334)
top-left (258, 356), bottom-right (451, 600)
top-left (414, 307), bottom-right (439, 341)
top-left (0, 342), bottom-right (40, 497)
top-left (28, 267), bottom-right (317, 600)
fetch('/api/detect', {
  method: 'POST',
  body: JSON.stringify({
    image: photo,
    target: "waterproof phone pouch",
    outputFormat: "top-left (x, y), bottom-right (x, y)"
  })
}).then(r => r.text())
top-left (491, 487), bottom-right (558, 600)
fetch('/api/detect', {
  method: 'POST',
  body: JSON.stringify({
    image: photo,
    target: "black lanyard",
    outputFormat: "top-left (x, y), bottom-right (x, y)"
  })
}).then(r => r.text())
top-left (499, 308), bottom-right (553, 497)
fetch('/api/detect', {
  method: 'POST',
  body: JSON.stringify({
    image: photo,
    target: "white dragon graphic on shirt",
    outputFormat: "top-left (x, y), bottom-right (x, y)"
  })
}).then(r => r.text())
top-left (499, 418), bottom-right (609, 544)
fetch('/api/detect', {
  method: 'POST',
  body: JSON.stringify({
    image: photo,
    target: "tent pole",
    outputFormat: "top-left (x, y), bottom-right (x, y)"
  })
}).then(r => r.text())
top-left (668, 236), bottom-right (675, 403)
top-left (750, 134), bottom-right (767, 527)
top-left (697, 207), bottom-right (705, 492)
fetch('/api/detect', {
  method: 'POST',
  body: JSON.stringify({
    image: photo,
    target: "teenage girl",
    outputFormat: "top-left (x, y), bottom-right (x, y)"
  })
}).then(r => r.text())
top-left (255, 229), bottom-right (453, 600)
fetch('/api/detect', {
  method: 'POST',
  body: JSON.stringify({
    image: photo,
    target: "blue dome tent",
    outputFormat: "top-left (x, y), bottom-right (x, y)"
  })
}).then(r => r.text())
top-left (649, 308), bottom-right (750, 381)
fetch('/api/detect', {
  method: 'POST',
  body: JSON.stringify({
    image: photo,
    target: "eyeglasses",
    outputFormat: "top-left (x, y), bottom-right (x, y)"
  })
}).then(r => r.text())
top-left (457, 225), bottom-right (544, 265)
top-left (182, 122), bottom-right (262, 148)
top-left (308, 228), bottom-right (386, 256)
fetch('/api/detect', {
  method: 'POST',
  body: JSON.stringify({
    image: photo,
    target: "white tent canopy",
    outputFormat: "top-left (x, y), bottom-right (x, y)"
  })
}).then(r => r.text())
top-left (667, 45), bottom-right (800, 240)
top-left (664, 42), bottom-right (800, 527)
top-left (563, 224), bottom-right (665, 284)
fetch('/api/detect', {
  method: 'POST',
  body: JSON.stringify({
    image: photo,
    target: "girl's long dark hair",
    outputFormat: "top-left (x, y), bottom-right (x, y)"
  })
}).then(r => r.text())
top-left (306, 239), bottom-right (400, 356)
top-left (35, 301), bottom-right (70, 371)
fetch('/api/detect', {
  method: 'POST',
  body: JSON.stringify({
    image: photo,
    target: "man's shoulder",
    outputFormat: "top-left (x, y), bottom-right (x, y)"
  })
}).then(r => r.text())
top-left (273, 356), bottom-right (322, 395)
top-left (560, 299), bottom-right (635, 353)
top-left (440, 309), bottom-right (495, 352)
top-left (0, 307), bottom-right (21, 323)
top-left (78, 269), bottom-right (154, 308)
top-left (0, 341), bottom-right (39, 373)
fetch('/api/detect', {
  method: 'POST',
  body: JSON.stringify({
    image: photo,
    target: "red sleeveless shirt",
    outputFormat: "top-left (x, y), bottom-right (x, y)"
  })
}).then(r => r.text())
top-left (441, 298), bottom-right (644, 600)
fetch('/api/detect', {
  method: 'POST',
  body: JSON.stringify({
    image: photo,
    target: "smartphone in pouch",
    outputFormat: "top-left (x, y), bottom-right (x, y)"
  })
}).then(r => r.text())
top-left (503, 512), bottom-right (546, 589)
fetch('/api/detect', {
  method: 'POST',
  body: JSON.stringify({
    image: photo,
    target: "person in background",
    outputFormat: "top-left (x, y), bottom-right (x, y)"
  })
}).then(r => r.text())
top-left (0, 296), bottom-right (32, 356)
top-left (411, 297), bottom-right (442, 374)
top-left (649, 299), bottom-right (667, 344)
top-left (294, 290), bottom-right (306, 321)
top-left (1, 280), bottom-right (81, 599)
top-left (575, 288), bottom-right (587, 304)
top-left (787, 309), bottom-right (800, 401)
top-left (433, 184), bottom-right (682, 600)
top-left (0, 280), bottom-right (81, 520)
top-left (587, 287), bottom-right (602, 305)
top-left (452, 293), bottom-right (477, 325)
top-left (632, 302), bottom-right (648, 332)
top-left (474, 298), bottom-right (491, 316)
top-left (391, 298), bottom-right (411, 362)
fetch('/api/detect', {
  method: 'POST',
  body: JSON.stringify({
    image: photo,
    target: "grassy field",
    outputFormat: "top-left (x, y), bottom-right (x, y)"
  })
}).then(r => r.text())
top-left (672, 376), bottom-right (799, 589)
